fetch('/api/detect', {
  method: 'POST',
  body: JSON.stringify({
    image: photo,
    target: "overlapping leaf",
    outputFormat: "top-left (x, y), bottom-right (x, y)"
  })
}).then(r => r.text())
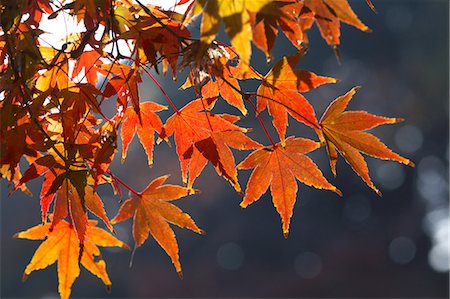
top-left (257, 53), bottom-right (337, 144)
top-left (160, 99), bottom-right (260, 190)
top-left (238, 137), bottom-right (341, 236)
top-left (118, 5), bottom-right (190, 76)
top-left (111, 175), bottom-right (203, 276)
top-left (120, 101), bottom-right (166, 166)
top-left (102, 64), bottom-right (142, 116)
top-left (48, 178), bottom-right (114, 244)
top-left (302, 0), bottom-right (371, 47)
top-left (15, 220), bottom-right (129, 299)
top-left (320, 87), bottom-right (414, 195)
top-left (186, 0), bottom-right (279, 68)
top-left (250, 0), bottom-right (306, 58)
top-left (72, 50), bottom-right (103, 85)
top-left (180, 44), bottom-right (259, 114)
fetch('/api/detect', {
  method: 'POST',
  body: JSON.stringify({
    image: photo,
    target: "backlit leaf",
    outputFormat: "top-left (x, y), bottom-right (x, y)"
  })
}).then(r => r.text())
top-left (238, 137), bottom-right (341, 237)
top-left (111, 175), bottom-right (203, 276)
top-left (15, 220), bottom-right (129, 299)
top-left (320, 87), bottom-right (414, 195)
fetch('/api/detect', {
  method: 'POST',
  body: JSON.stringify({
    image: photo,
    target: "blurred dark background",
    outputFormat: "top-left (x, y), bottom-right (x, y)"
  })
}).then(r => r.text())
top-left (1, 0), bottom-right (449, 298)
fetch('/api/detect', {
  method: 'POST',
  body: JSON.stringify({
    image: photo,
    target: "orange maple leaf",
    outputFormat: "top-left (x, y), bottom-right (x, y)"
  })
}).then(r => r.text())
top-left (111, 175), bottom-right (204, 277)
top-left (257, 53), bottom-right (337, 144)
top-left (15, 219), bottom-right (129, 299)
top-left (319, 87), bottom-right (414, 195)
top-left (250, 0), bottom-right (305, 58)
top-left (72, 50), bottom-right (103, 85)
top-left (238, 137), bottom-right (342, 237)
top-left (302, 0), bottom-right (371, 47)
top-left (160, 99), bottom-right (260, 190)
top-left (48, 179), bottom-right (114, 246)
top-left (102, 64), bottom-right (142, 117)
top-left (180, 44), bottom-right (256, 115)
top-left (120, 101), bottom-right (167, 166)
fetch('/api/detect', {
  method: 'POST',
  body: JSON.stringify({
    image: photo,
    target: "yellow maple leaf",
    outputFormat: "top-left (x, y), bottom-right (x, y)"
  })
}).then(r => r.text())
top-left (15, 220), bottom-right (129, 299)
top-left (187, 0), bottom-right (278, 69)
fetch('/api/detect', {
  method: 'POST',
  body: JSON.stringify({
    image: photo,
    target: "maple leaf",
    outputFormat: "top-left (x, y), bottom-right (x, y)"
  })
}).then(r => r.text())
top-left (14, 219), bottom-right (129, 299)
top-left (366, 0), bottom-right (377, 13)
top-left (250, 0), bottom-right (305, 58)
top-left (118, 5), bottom-right (190, 76)
top-left (187, 0), bottom-right (279, 69)
top-left (102, 64), bottom-right (142, 117)
top-left (120, 101), bottom-right (167, 166)
top-left (193, 129), bottom-right (262, 192)
top-left (13, 154), bottom-right (62, 193)
top-left (111, 175), bottom-right (204, 276)
top-left (45, 175), bottom-right (114, 246)
top-left (238, 137), bottom-right (342, 237)
top-left (1, 164), bottom-right (32, 196)
top-left (257, 53), bottom-right (337, 144)
top-left (60, 84), bottom-right (103, 122)
top-left (179, 41), bottom-right (232, 91)
top-left (180, 43), bottom-right (259, 115)
top-left (160, 99), bottom-right (260, 190)
top-left (72, 50), bottom-right (103, 85)
top-left (40, 167), bottom-right (66, 222)
top-left (319, 87), bottom-right (414, 195)
top-left (302, 0), bottom-right (371, 47)
top-left (182, 68), bottom-right (248, 116)
top-left (88, 122), bottom-right (118, 186)
top-left (35, 47), bottom-right (69, 91)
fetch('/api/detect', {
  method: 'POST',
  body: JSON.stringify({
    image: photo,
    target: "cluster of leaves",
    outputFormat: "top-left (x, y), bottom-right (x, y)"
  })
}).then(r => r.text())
top-left (0, 0), bottom-right (413, 298)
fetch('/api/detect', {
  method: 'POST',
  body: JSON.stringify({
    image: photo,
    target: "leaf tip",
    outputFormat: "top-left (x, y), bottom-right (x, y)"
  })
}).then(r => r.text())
top-left (198, 229), bottom-right (206, 235)
top-left (367, 0), bottom-right (377, 13)
top-left (334, 187), bottom-right (343, 197)
top-left (22, 273), bottom-right (29, 282)
top-left (407, 160), bottom-right (415, 168)
top-left (177, 270), bottom-right (184, 280)
top-left (283, 230), bottom-right (289, 239)
top-left (239, 201), bottom-right (248, 209)
top-left (375, 189), bottom-right (382, 197)
top-left (105, 284), bottom-right (112, 293)
top-left (333, 45), bottom-right (341, 64)
top-left (188, 188), bottom-right (200, 195)
top-left (12, 233), bottom-right (20, 239)
top-left (24, 188), bottom-right (33, 197)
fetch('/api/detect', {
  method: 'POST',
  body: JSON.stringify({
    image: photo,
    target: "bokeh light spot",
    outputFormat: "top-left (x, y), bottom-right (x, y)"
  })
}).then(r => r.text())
top-left (395, 125), bottom-right (424, 154)
top-left (294, 252), bottom-right (322, 279)
top-left (417, 156), bottom-right (448, 201)
top-left (388, 237), bottom-right (416, 265)
top-left (216, 242), bottom-right (244, 271)
top-left (376, 163), bottom-right (406, 190)
top-left (428, 242), bottom-right (450, 272)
